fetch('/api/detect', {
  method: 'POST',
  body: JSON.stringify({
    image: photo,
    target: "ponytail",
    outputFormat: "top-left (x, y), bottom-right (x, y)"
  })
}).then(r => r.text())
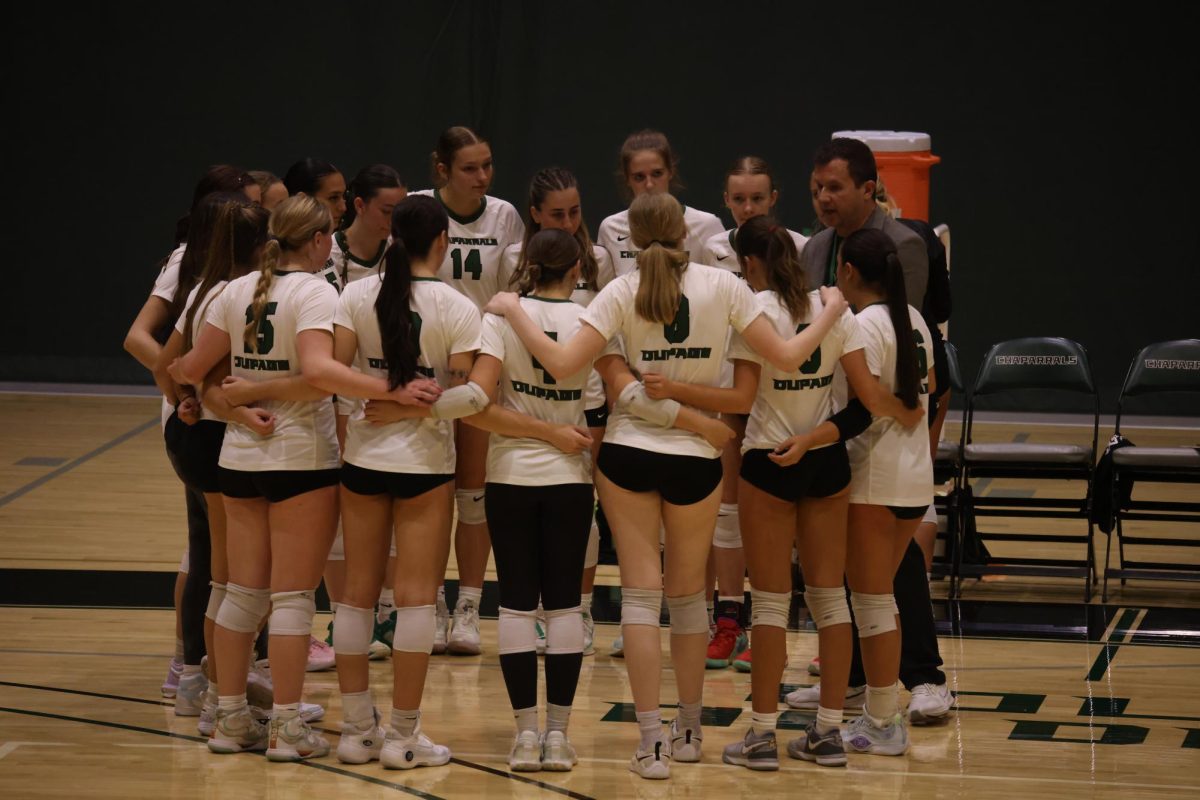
top-left (184, 200), bottom-right (268, 352)
top-left (735, 216), bottom-right (808, 321)
top-left (519, 229), bottom-right (580, 294)
top-left (375, 240), bottom-right (419, 389)
top-left (629, 192), bottom-right (688, 324)
top-left (243, 241), bottom-right (278, 353)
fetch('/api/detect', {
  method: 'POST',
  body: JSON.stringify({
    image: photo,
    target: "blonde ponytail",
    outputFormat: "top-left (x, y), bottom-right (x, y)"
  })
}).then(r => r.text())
top-left (243, 240), bottom-right (278, 352)
top-left (629, 193), bottom-right (688, 324)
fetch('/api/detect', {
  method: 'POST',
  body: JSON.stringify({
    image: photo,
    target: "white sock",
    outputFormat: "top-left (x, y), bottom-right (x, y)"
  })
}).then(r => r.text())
top-left (205, 684), bottom-right (218, 705)
top-left (273, 702), bottom-right (300, 720)
top-left (816, 705), bottom-right (842, 734)
top-left (547, 703), bottom-right (571, 733)
top-left (181, 663), bottom-right (202, 677)
top-left (458, 587), bottom-right (482, 608)
top-left (580, 593), bottom-right (593, 614)
top-left (391, 708), bottom-right (420, 738)
top-left (635, 709), bottom-right (662, 750)
top-left (218, 695), bottom-right (247, 713)
top-left (751, 710), bottom-right (778, 735)
top-left (677, 699), bottom-right (703, 731)
top-left (514, 706), bottom-right (538, 733)
top-left (377, 589), bottom-right (396, 622)
top-left (342, 690), bottom-right (374, 725)
top-left (866, 684), bottom-right (899, 726)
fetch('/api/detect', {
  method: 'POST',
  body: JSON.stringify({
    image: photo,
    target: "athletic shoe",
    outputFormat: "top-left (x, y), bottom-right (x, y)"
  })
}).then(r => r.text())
top-left (161, 657), bottom-right (183, 698)
top-left (245, 658), bottom-right (325, 723)
top-left (610, 634), bottom-right (625, 659)
top-left (508, 729), bottom-right (542, 772)
top-left (808, 656), bottom-right (821, 676)
top-left (337, 709), bottom-right (384, 764)
top-left (669, 717), bottom-right (702, 762)
top-left (733, 648), bottom-right (752, 673)
top-left (433, 592), bottom-right (449, 655)
top-left (721, 727), bottom-right (779, 771)
top-left (207, 707), bottom-right (268, 754)
top-left (381, 724), bottom-right (451, 769)
top-left (786, 721), bottom-right (847, 767)
top-left (785, 683), bottom-right (866, 712)
top-left (198, 696), bottom-right (217, 737)
top-left (306, 636), bottom-right (336, 672)
top-left (907, 683), bottom-right (954, 724)
top-left (541, 730), bottom-right (577, 771)
top-left (174, 670), bottom-right (207, 716)
top-left (266, 713), bottom-right (331, 761)
top-left (534, 611), bottom-right (548, 656)
top-left (581, 608), bottom-right (595, 656)
top-left (706, 617), bottom-right (748, 669)
top-left (370, 610), bottom-right (397, 660)
top-left (842, 713), bottom-right (909, 756)
top-left (447, 598), bottom-right (481, 655)
top-left (629, 739), bottom-right (670, 780)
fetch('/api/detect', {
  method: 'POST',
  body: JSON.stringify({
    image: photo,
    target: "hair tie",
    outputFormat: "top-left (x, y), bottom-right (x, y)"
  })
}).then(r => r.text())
top-left (647, 239), bottom-right (667, 247)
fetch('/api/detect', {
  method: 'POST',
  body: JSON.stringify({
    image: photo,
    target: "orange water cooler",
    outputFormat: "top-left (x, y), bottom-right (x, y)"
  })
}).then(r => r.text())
top-left (833, 130), bottom-right (940, 222)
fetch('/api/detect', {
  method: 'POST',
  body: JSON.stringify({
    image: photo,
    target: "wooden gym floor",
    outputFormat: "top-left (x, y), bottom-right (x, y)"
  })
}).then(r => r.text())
top-left (2, 390), bottom-right (1199, 798)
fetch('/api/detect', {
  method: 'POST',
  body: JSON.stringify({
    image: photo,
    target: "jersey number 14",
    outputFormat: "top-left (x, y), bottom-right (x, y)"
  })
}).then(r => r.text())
top-left (450, 248), bottom-right (483, 280)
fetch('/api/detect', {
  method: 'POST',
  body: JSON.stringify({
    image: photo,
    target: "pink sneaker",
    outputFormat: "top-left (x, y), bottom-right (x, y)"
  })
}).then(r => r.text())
top-left (307, 636), bottom-right (336, 672)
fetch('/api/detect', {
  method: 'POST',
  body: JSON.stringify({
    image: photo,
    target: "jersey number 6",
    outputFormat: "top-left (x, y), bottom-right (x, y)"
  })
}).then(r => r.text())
top-left (793, 323), bottom-right (822, 374)
top-left (244, 302), bottom-right (278, 354)
top-left (662, 296), bottom-right (691, 344)
top-left (450, 248), bottom-right (483, 281)
top-left (532, 331), bottom-right (558, 385)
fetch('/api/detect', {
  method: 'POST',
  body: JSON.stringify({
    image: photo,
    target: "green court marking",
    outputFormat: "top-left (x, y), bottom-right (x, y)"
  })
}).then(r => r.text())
top-left (1182, 729), bottom-right (1200, 749)
top-left (1075, 696), bottom-right (1200, 722)
top-left (956, 691), bottom-right (1045, 714)
top-left (601, 702), bottom-right (742, 727)
top-left (1008, 719), bottom-right (1148, 745)
top-left (1086, 608), bottom-right (1142, 681)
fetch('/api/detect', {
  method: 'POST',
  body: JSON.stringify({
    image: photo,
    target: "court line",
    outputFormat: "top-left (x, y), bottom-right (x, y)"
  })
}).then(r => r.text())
top-left (0, 679), bottom-right (170, 706)
top-left (448, 757), bottom-right (597, 800)
top-left (0, 417), bottom-right (159, 508)
top-left (0, 705), bottom-right (447, 799)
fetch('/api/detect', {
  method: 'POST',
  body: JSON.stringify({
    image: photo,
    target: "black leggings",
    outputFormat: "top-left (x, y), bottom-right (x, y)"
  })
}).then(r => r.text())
top-left (165, 438), bottom-right (212, 667)
top-left (486, 481), bottom-right (593, 709)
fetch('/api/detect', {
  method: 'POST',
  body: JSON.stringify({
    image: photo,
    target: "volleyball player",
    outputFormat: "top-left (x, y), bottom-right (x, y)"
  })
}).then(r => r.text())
top-left (414, 126), bottom-right (524, 655)
top-left (484, 192), bottom-right (848, 780)
top-left (249, 171), bottom-right (289, 210)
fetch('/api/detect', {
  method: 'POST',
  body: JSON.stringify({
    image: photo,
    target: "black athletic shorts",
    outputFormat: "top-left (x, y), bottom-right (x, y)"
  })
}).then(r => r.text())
top-left (740, 443), bottom-right (850, 502)
top-left (597, 442), bottom-right (722, 506)
top-left (218, 467), bottom-right (340, 502)
top-left (341, 462), bottom-right (454, 498)
top-left (164, 414), bottom-right (226, 494)
top-left (888, 504), bottom-right (928, 520)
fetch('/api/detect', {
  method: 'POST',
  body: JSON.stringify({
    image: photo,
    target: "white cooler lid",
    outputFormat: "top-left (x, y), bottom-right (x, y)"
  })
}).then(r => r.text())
top-left (832, 130), bottom-right (932, 152)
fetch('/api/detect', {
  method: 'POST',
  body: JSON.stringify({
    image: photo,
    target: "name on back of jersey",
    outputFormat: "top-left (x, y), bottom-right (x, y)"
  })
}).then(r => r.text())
top-left (642, 346), bottom-right (713, 361)
top-left (510, 381), bottom-right (582, 402)
top-left (234, 356), bottom-right (290, 371)
top-left (450, 236), bottom-right (499, 246)
top-left (773, 374), bottom-right (834, 391)
top-left (366, 357), bottom-right (435, 379)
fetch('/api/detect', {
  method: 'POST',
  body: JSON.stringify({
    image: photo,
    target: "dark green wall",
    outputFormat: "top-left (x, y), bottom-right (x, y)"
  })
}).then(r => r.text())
top-left (3, 1), bottom-right (1196, 411)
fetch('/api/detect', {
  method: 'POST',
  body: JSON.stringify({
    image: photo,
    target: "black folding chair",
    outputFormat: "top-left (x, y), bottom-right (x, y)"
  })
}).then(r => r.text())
top-left (930, 342), bottom-right (963, 586)
top-left (957, 337), bottom-right (1100, 600)
top-left (1102, 339), bottom-right (1200, 601)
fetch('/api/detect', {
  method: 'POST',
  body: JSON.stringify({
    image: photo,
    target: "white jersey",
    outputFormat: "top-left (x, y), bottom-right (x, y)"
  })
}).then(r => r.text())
top-left (316, 230), bottom-right (390, 292)
top-left (728, 290), bottom-right (863, 453)
top-left (480, 297), bottom-right (619, 486)
top-left (412, 189), bottom-right (524, 309)
top-left (151, 244), bottom-right (188, 428)
top-left (174, 281), bottom-right (231, 423)
top-left (582, 263), bottom-right (760, 459)
top-left (698, 228), bottom-right (810, 278)
top-left (336, 276), bottom-right (481, 474)
top-left (596, 205), bottom-right (725, 280)
top-left (206, 270), bottom-right (340, 471)
top-left (846, 304), bottom-right (935, 507)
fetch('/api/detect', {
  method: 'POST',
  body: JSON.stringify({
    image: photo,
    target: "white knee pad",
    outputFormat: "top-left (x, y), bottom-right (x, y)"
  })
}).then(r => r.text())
top-left (497, 606), bottom-right (538, 655)
top-left (179, 545), bottom-right (190, 574)
top-left (392, 605), bottom-right (436, 654)
top-left (850, 592), bottom-right (897, 638)
top-left (584, 519), bottom-right (600, 570)
top-left (328, 527), bottom-right (345, 560)
top-left (205, 582), bottom-right (227, 623)
top-left (621, 587), bottom-right (663, 628)
top-left (750, 587), bottom-right (791, 629)
top-left (544, 606), bottom-right (584, 655)
top-left (270, 590), bottom-right (317, 636)
top-left (215, 583), bottom-right (270, 634)
top-left (713, 502), bottom-right (742, 549)
top-left (455, 488), bottom-right (486, 525)
top-left (332, 604), bottom-right (374, 656)
top-left (666, 590), bottom-right (710, 635)
top-left (804, 586), bottom-right (852, 629)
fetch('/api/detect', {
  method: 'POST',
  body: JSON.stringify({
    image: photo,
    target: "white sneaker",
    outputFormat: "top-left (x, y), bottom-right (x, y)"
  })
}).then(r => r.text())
top-left (368, 639), bottom-right (391, 660)
top-left (785, 683), bottom-right (866, 712)
top-left (541, 730), bottom-right (577, 771)
top-left (610, 634), bottom-right (625, 659)
top-left (337, 709), bottom-right (385, 764)
top-left (244, 658), bottom-right (325, 723)
top-left (842, 712), bottom-right (909, 756)
top-left (669, 717), bottom-right (702, 762)
top-left (907, 683), bottom-right (954, 724)
top-left (433, 592), bottom-right (450, 655)
top-left (582, 609), bottom-right (595, 656)
top-left (381, 723), bottom-right (451, 769)
top-left (207, 706), bottom-right (268, 754)
top-left (629, 738), bottom-right (670, 780)
top-left (306, 636), bottom-right (336, 672)
top-left (198, 688), bottom-right (218, 736)
top-left (174, 670), bottom-right (207, 717)
top-left (508, 729), bottom-right (542, 772)
top-left (447, 598), bottom-right (481, 655)
top-left (266, 712), bottom-right (330, 762)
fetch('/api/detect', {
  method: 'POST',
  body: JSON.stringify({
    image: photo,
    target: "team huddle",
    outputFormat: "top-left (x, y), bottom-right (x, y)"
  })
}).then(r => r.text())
top-left (125, 126), bottom-right (951, 780)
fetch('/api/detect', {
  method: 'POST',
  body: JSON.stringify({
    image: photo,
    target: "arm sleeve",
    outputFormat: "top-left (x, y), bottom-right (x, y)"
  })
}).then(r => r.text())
top-left (828, 398), bottom-right (873, 442)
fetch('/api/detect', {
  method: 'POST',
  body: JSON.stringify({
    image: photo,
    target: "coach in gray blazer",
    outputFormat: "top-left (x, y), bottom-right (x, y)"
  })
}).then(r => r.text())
top-left (800, 138), bottom-right (928, 309)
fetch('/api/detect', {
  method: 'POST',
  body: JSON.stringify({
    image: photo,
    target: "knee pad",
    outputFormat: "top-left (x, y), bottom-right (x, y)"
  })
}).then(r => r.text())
top-left (666, 590), bottom-right (710, 635)
top-left (455, 488), bottom-right (486, 525)
top-left (584, 519), bottom-right (600, 570)
top-left (327, 526), bottom-right (345, 560)
top-left (497, 606), bottom-right (538, 655)
top-left (804, 586), bottom-right (851, 629)
top-left (544, 606), bottom-right (584, 655)
top-left (205, 582), bottom-right (227, 623)
top-left (215, 583), bottom-right (271, 634)
top-left (713, 502), bottom-right (742, 549)
top-left (270, 590), bottom-right (317, 636)
top-left (750, 587), bottom-right (791, 629)
top-left (850, 592), bottom-right (897, 638)
top-left (392, 605), bottom-right (436, 654)
top-left (621, 587), bottom-right (663, 628)
top-left (332, 604), bottom-right (374, 656)
top-left (179, 545), bottom-right (190, 574)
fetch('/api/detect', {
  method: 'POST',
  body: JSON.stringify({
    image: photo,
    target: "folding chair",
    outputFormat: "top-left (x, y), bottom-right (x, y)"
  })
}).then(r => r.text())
top-left (930, 341), bottom-right (963, 586)
top-left (957, 337), bottom-right (1100, 600)
top-left (1102, 339), bottom-right (1200, 601)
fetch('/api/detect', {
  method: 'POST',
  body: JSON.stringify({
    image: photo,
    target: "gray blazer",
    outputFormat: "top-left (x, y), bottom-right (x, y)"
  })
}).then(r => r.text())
top-left (799, 207), bottom-right (928, 310)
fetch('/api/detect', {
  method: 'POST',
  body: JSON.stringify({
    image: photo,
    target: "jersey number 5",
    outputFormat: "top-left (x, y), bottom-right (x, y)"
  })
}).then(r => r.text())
top-left (794, 323), bottom-right (822, 374)
top-left (244, 302), bottom-right (278, 354)
top-left (913, 329), bottom-right (928, 375)
top-left (450, 248), bottom-right (483, 281)
top-left (662, 296), bottom-right (691, 344)
top-left (532, 331), bottom-right (558, 384)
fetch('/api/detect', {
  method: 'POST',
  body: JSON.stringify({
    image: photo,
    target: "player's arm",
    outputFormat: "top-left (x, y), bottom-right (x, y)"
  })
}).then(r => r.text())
top-left (641, 360), bottom-right (759, 414)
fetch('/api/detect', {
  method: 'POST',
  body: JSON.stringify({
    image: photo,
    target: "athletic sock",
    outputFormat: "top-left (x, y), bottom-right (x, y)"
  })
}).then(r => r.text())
top-left (636, 709), bottom-right (662, 751)
top-left (458, 586), bottom-right (482, 608)
top-left (866, 684), bottom-right (899, 727)
top-left (342, 690), bottom-right (374, 726)
top-left (391, 708), bottom-right (420, 738)
top-left (273, 701), bottom-right (299, 720)
top-left (751, 710), bottom-right (778, 735)
top-left (580, 593), bottom-right (593, 614)
top-left (546, 703), bottom-right (572, 733)
top-left (377, 589), bottom-right (395, 623)
top-left (218, 695), bottom-right (247, 714)
top-left (677, 699), bottom-right (703, 732)
top-left (513, 706), bottom-right (538, 734)
top-left (205, 684), bottom-right (219, 705)
top-left (816, 705), bottom-right (842, 735)
top-left (181, 663), bottom-right (202, 677)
